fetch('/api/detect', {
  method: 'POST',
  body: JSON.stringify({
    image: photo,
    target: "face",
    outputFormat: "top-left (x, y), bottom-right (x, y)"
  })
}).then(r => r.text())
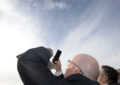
top-left (98, 68), bottom-right (104, 85)
top-left (118, 74), bottom-right (120, 83)
top-left (118, 74), bottom-right (120, 80)
top-left (64, 60), bottom-right (80, 77)
top-left (98, 68), bottom-right (108, 85)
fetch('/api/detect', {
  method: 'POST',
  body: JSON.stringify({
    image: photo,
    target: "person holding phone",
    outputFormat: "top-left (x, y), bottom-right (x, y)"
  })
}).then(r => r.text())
top-left (17, 46), bottom-right (100, 85)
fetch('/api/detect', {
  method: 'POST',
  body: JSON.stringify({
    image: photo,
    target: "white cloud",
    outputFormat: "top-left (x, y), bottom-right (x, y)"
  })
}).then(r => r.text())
top-left (43, 0), bottom-right (69, 10)
top-left (0, 0), bottom-right (45, 85)
top-left (0, 71), bottom-right (23, 85)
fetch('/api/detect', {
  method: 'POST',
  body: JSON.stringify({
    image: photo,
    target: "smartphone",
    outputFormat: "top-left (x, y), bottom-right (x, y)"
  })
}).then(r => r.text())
top-left (52, 50), bottom-right (62, 63)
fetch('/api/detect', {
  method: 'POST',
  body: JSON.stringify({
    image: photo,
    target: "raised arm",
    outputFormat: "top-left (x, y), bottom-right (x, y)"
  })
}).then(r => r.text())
top-left (17, 47), bottom-right (59, 85)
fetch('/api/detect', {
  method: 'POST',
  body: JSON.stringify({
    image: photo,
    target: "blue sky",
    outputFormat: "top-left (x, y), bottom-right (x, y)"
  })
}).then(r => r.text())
top-left (0, 0), bottom-right (120, 85)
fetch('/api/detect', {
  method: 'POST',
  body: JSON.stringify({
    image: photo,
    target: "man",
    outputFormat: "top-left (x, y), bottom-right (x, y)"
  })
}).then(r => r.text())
top-left (54, 54), bottom-right (99, 80)
top-left (17, 46), bottom-right (100, 85)
top-left (98, 65), bottom-right (119, 85)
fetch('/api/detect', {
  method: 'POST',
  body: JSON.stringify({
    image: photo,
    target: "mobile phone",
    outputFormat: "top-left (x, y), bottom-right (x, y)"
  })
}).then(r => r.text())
top-left (52, 50), bottom-right (62, 63)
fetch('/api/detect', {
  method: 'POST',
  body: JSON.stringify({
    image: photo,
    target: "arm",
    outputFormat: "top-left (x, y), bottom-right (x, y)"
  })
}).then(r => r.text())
top-left (54, 60), bottom-right (64, 79)
top-left (17, 47), bottom-right (59, 85)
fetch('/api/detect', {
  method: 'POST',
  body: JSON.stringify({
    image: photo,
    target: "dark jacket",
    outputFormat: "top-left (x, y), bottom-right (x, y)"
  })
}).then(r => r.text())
top-left (17, 47), bottom-right (99, 85)
top-left (109, 82), bottom-right (120, 85)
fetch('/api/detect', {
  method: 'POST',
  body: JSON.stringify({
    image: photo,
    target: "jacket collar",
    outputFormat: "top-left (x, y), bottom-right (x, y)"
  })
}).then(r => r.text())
top-left (65, 74), bottom-right (99, 85)
top-left (65, 74), bottom-right (88, 81)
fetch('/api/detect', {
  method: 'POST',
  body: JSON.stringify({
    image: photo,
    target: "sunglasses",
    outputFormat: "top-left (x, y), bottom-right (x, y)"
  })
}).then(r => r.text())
top-left (68, 60), bottom-right (84, 75)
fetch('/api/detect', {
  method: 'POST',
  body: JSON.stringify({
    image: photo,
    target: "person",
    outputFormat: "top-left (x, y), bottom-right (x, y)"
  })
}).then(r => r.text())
top-left (54, 54), bottom-right (99, 80)
top-left (98, 65), bottom-right (119, 85)
top-left (117, 69), bottom-right (120, 83)
top-left (17, 46), bottom-right (100, 85)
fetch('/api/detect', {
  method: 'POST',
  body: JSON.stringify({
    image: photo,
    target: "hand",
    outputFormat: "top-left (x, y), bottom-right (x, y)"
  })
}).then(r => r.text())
top-left (53, 59), bottom-right (62, 72)
top-left (48, 61), bottom-right (54, 69)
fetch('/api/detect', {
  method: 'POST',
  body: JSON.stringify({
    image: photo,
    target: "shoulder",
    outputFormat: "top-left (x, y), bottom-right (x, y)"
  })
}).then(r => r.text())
top-left (64, 74), bottom-right (100, 85)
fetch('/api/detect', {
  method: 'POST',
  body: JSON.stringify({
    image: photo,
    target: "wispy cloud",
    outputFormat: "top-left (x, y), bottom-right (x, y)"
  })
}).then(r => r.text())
top-left (59, 1), bottom-right (106, 56)
top-left (43, 0), bottom-right (69, 10)
top-left (0, 0), bottom-right (120, 84)
top-left (58, 0), bottom-right (120, 72)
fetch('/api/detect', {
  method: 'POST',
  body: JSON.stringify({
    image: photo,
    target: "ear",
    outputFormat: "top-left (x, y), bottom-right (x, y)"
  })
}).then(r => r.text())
top-left (103, 76), bottom-right (109, 82)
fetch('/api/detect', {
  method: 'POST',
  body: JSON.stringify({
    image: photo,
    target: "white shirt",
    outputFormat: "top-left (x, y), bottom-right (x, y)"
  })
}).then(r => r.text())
top-left (55, 71), bottom-right (63, 76)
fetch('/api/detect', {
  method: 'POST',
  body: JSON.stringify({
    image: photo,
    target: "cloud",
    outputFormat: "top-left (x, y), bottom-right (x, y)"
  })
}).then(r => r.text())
top-left (57, 0), bottom-right (120, 72)
top-left (0, 0), bottom-right (46, 68)
top-left (0, 0), bottom-right (120, 84)
top-left (0, 71), bottom-right (23, 85)
top-left (59, 1), bottom-right (105, 55)
top-left (0, 0), bottom-right (45, 84)
top-left (43, 0), bottom-right (69, 10)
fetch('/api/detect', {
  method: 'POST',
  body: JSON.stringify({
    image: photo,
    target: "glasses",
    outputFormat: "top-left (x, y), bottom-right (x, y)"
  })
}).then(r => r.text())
top-left (68, 60), bottom-right (84, 75)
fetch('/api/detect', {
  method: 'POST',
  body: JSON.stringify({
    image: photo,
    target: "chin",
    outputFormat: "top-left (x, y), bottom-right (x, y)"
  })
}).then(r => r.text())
top-left (64, 70), bottom-right (69, 77)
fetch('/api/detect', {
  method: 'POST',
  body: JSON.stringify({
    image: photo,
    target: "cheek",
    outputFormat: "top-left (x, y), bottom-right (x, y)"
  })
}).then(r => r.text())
top-left (66, 66), bottom-right (72, 72)
top-left (98, 74), bottom-right (103, 84)
top-left (118, 75), bottom-right (120, 79)
top-left (67, 64), bottom-right (71, 68)
top-left (66, 66), bottom-right (74, 74)
top-left (97, 77), bottom-right (100, 82)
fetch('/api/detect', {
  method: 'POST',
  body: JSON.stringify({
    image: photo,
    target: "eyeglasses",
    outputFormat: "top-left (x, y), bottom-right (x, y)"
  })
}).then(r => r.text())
top-left (68, 60), bottom-right (84, 75)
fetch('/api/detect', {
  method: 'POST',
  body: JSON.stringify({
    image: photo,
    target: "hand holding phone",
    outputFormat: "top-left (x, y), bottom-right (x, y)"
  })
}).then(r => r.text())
top-left (53, 60), bottom-right (62, 72)
top-left (52, 50), bottom-right (62, 63)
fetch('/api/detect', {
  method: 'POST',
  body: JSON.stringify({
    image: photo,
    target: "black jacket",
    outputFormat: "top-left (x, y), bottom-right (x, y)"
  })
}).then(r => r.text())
top-left (17, 47), bottom-right (99, 85)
